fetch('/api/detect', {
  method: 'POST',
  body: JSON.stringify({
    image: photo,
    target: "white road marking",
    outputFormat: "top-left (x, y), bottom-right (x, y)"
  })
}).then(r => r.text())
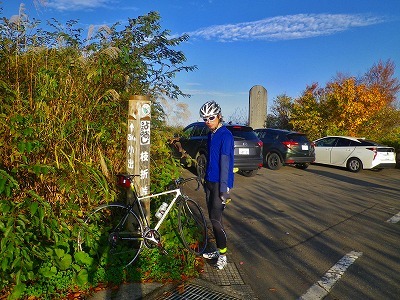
top-left (298, 251), bottom-right (363, 300)
top-left (386, 212), bottom-right (400, 223)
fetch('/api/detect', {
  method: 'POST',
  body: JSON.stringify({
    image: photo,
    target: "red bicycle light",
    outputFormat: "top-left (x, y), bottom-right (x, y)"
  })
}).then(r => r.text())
top-left (117, 175), bottom-right (131, 188)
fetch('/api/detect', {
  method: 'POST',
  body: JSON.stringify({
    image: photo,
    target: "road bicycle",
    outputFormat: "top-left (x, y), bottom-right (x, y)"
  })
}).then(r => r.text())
top-left (77, 174), bottom-right (208, 268)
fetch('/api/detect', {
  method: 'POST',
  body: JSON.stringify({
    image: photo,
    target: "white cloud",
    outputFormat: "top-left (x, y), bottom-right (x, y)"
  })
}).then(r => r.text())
top-left (42, 0), bottom-right (116, 11)
top-left (187, 14), bottom-right (388, 42)
top-left (183, 89), bottom-right (237, 98)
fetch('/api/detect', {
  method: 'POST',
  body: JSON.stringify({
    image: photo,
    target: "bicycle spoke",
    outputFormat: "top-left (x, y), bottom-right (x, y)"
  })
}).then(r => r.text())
top-left (178, 198), bottom-right (207, 255)
top-left (78, 203), bottom-right (144, 268)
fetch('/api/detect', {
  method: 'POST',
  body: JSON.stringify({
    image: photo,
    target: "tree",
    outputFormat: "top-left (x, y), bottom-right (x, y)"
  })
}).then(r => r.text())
top-left (290, 83), bottom-right (325, 140)
top-left (361, 59), bottom-right (400, 106)
top-left (0, 7), bottom-right (198, 297)
top-left (227, 107), bottom-right (248, 125)
top-left (290, 61), bottom-right (400, 142)
top-left (267, 94), bottom-right (293, 129)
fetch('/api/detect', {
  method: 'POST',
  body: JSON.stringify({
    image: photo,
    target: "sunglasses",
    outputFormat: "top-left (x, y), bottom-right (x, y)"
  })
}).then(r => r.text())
top-left (203, 115), bottom-right (217, 122)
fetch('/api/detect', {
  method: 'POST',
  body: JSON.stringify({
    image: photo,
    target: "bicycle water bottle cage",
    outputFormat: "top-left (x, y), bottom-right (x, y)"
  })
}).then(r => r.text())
top-left (117, 174), bottom-right (132, 188)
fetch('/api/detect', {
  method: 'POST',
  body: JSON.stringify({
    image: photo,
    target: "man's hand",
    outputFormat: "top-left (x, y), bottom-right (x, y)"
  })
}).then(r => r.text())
top-left (220, 192), bottom-right (232, 207)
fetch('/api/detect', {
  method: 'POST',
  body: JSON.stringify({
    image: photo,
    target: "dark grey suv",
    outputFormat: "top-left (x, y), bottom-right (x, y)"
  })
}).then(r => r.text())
top-left (254, 128), bottom-right (315, 170)
top-left (175, 122), bottom-right (263, 177)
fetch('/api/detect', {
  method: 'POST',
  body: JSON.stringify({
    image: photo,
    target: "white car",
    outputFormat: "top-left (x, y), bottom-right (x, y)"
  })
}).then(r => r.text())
top-left (313, 136), bottom-right (396, 172)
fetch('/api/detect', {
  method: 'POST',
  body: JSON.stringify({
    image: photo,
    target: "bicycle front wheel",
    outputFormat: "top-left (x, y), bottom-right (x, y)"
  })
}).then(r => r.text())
top-left (177, 197), bottom-right (207, 255)
top-left (78, 203), bottom-right (144, 268)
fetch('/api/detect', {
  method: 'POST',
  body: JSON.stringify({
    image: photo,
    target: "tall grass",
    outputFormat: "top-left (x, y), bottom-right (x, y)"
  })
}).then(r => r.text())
top-left (0, 8), bottom-right (195, 299)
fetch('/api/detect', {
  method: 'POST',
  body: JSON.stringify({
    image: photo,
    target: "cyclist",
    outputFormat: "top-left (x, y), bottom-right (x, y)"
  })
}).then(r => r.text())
top-left (200, 101), bottom-right (234, 270)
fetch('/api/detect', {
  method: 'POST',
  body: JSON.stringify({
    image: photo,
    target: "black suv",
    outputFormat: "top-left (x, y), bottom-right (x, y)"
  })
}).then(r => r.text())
top-left (253, 128), bottom-right (315, 170)
top-left (174, 122), bottom-right (263, 177)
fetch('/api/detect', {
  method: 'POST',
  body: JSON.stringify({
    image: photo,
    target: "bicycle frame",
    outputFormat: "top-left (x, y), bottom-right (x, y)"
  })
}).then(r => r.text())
top-left (136, 188), bottom-right (182, 231)
top-left (81, 174), bottom-right (207, 265)
top-left (117, 174), bottom-right (200, 232)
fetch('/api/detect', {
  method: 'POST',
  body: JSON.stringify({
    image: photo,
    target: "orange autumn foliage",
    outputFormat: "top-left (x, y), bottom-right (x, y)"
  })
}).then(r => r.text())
top-left (324, 77), bottom-right (388, 135)
top-left (290, 60), bottom-right (400, 141)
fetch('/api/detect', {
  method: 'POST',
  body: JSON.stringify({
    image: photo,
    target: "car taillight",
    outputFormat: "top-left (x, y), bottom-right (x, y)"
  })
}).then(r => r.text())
top-left (282, 141), bottom-right (299, 148)
top-left (367, 147), bottom-right (377, 160)
top-left (311, 142), bottom-right (316, 148)
top-left (257, 141), bottom-right (263, 147)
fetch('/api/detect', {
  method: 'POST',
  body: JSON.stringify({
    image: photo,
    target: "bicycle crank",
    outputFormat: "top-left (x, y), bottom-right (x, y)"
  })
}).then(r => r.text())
top-left (144, 229), bottom-right (161, 248)
top-left (143, 229), bottom-right (168, 255)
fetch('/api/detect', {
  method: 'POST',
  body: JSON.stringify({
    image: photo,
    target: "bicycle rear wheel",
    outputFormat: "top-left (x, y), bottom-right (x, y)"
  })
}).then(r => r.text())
top-left (177, 196), bottom-right (207, 255)
top-left (77, 203), bottom-right (144, 268)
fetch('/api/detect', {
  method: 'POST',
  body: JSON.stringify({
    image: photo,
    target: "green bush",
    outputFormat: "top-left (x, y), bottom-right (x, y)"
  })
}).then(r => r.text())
top-left (0, 6), bottom-right (197, 299)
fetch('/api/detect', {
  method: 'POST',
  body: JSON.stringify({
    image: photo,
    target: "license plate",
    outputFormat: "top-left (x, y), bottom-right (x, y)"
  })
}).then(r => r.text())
top-left (302, 145), bottom-right (309, 150)
top-left (239, 148), bottom-right (249, 155)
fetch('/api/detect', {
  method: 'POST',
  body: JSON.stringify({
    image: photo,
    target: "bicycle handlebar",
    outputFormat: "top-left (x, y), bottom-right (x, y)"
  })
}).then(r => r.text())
top-left (174, 176), bottom-right (202, 191)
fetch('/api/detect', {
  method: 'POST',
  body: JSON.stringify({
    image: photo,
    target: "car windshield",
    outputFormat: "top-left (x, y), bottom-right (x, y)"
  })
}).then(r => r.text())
top-left (286, 133), bottom-right (310, 143)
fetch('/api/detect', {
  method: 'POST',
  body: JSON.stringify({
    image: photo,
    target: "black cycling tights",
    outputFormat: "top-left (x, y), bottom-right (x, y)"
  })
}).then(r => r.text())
top-left (205, 181), bottom-right (227, 250)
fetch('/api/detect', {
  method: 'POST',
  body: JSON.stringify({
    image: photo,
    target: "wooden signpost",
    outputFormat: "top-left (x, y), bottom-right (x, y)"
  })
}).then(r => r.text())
top-left (126, 95), bottom-right (151, 221)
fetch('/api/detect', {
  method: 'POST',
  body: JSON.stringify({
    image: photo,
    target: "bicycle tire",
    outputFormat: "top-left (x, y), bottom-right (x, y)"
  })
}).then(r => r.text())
top-left (77, 202), bottom-right (144, 268)
top-left (177, 196), bottom-right (207, 255)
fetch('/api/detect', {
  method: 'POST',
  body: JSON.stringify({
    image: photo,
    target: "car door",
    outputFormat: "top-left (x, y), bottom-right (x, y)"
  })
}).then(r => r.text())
top-left (255, 129), bottom-right (279, 157)
top-left (180, 123), bottom-right (208, 158)
top-left (314, 137), bottom-right (337, 164)
top-left (330, 137), bottom-right (356, 166)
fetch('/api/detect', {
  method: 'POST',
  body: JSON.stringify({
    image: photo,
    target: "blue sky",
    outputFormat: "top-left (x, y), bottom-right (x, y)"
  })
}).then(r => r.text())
top-left (2, 1), bottom-right (400, 125)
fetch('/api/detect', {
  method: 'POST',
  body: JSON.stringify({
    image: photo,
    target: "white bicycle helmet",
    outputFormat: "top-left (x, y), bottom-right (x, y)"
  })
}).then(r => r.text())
top-left (199, 101), bottom-right (221, 118)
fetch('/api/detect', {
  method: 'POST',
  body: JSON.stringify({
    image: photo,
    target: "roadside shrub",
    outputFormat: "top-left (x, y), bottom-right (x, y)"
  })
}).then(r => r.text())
top-left (0, 6), bottom-right (196, 299)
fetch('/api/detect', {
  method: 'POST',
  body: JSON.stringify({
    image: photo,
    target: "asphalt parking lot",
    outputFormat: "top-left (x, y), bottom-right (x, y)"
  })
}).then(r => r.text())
top-left (183, 163), bottom-right (400, 299)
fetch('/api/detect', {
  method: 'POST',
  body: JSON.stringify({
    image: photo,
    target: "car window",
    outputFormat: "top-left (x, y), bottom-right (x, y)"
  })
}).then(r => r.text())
top-left (227, 126), bottom-right (258, 140)
top-left (192, 125), bottom-right (205, 137)
top-left (200, 126), bottom-right (209, 136)
top-left (268, 132), bottom-right (280, 141)
top-left (335, 138), bottom-right (352, 147)
top-left (315, 137), bottom-right (337, 147)
top-left (256, 130), bottom-right (279, 142)
top-left (286, 133), bottom-right (310, 143)
top-left (349, 140), bottom-right (362, 146)
top-left (182, 125), bottom-right (194, 137)
top-left (255, 131), bottom-right (265, 139)
top-left (357, 139), bottom-right (377, 146)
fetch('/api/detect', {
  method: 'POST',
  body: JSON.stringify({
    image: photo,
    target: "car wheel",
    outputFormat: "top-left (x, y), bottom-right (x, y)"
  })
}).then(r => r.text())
top-left (295, 163), bottom-right (309, 170)
top-left (346, 157), bottom-right (362, 172)
top-left (266, 153), bottom-right (282, 170)
top-left (196, 153), bottom-right (207, 179)
top-left (240, 170), bottom-right (258, 177)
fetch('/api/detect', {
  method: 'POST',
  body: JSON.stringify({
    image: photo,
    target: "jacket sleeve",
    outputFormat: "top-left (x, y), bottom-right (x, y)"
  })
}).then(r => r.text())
top-left (219, 154), bottom-right (229, 193)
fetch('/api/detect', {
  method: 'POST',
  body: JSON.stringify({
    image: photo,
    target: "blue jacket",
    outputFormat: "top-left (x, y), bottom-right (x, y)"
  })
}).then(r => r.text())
top-left (205, 125), bottom-right (234, 192)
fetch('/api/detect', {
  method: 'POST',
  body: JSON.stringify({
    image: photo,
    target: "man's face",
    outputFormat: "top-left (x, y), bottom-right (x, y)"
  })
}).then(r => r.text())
top-left (203, 114), bottom-right (220, 131)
